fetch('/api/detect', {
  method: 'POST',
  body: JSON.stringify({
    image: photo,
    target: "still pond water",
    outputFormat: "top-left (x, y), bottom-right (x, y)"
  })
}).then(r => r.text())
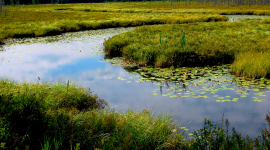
top-left (1, 16), bottom-right (270, 139)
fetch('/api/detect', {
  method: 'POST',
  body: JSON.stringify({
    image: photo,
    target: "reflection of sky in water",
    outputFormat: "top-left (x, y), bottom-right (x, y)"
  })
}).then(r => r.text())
top-left (1, 27), bottom-right (270, 139)
top-left (226, 15), bottom-right (270, 21)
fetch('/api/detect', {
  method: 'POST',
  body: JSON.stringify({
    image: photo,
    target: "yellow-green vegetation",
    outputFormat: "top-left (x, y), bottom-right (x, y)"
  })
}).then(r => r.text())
top-left (2, 1), bottom-right (270, 44)
top-left (104, 18), bottom-right (270, 78)
top-left (0, 2), bottom-right (234, 43)
top-left (232, 51), bottom-right (270, 78)
top-left (0, 79), bottom-right (188, 149)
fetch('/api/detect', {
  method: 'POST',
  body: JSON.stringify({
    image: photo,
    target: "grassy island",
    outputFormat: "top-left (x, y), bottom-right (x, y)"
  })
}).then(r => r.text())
top-left (104, 18), bottom-right (270, 78)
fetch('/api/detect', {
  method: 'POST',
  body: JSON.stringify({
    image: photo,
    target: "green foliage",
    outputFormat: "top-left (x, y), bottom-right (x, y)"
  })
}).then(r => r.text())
top-left (104, 19), bottom-right (270, 77)
top-left (189, 113), bottom-right (270, 149)
top-left (232, 51), bottom-right (270, 78)
top-left (0, 79), bottom-right (187, 149)
top-left (0, 79), bottom-right (106, 149)
top-left (0, 2), bottom-right (231, 44)
top-left (190, 118), bottom-right (253, 149)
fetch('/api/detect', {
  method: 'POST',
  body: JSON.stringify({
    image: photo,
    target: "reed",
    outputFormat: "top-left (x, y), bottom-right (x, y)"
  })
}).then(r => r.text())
top-left (231, 51), bottom-right (270, 78)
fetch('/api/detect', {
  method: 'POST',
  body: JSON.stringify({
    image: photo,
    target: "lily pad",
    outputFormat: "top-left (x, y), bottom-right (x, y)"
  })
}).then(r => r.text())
top-left (253, 100), bottom-right (263, 102)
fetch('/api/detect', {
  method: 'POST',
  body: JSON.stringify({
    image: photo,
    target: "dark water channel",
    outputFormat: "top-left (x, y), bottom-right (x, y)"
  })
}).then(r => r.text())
top-left (1, 23), bottom-right (270, 139)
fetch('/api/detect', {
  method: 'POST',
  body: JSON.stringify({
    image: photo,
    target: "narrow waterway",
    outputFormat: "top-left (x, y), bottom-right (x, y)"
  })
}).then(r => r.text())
top-left (1, 16), bottom-right (270, 139)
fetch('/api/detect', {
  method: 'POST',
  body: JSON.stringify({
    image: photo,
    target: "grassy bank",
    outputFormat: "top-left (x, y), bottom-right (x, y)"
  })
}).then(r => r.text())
top-left (2, 79), bottom-right (270, 149)
top-left (232, 51), bottom-right (270, 78)
top-left (104, 18), bottom-right (270, 78)
top-left (0, 79), bottom-right (188, 149)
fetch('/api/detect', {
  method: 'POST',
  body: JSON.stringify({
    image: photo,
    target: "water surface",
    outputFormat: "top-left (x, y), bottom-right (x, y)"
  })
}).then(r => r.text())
top-left (226, 14), bottom-right (270, 21)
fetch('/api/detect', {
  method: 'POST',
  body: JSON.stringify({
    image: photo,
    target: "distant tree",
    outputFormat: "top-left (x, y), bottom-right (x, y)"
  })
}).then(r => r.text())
top-left (0, 0), bottom-right (2, 12)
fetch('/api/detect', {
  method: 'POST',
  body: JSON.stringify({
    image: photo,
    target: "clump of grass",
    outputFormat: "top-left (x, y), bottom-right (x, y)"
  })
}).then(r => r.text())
top-left (231, 51), bottom-right (270, 78)
top-left (0, 79), bottom-right (105, 149)
top-left (0, 79), bottom-right (106, 110)
top-left (189, 116), bottom-right (270, 149)
top-left (0, 79), bottom-right (187, 149)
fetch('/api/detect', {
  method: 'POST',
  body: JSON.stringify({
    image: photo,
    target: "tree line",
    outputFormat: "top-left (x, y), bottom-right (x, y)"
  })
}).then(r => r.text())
top-left (1, 0), bottom-right (145, 5)
top-left (1, 0), bottom-right (270, 8)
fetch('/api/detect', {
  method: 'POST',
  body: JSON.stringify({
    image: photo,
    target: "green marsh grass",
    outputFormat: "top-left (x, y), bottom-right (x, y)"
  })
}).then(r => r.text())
top-left (1, 2), bottom-right (270, 43)
top-left (104, 18), bottom-right (270, 77)
top-left (0, 79), bottom-right (188, 149)
top-left (10, 1), bottom-right (270, 43)
top-left (232, 51), bottom-right (270, 78)
top-left (0, 2), bottom-right (232, 44)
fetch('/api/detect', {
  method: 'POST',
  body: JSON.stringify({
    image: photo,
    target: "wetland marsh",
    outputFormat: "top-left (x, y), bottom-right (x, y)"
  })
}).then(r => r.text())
top-left (1, 22), bottom-right (270, 139)
top-left (2, 2), bottom-right (270, 149)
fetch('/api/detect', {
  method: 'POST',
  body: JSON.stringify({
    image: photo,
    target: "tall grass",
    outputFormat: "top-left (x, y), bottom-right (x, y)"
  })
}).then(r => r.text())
top-left (189, 116), bottom-right (270, 149)
top-left (104, 19), bottom-right (270, 69)
top-left (0, 79), bottom-right (187, 149)
top-left (232, 51), bottom-right (270, 78)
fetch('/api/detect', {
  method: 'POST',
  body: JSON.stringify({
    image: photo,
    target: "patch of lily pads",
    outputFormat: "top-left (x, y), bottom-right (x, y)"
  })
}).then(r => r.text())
top-left (103, 57), bottom-right (137, 68)
top-left (112, 64), bottom-right (270, 102)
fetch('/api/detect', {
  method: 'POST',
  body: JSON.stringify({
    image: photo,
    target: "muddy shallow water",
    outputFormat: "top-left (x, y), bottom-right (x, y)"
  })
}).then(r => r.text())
top-left (1, 23), bottom-right (270, 139)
